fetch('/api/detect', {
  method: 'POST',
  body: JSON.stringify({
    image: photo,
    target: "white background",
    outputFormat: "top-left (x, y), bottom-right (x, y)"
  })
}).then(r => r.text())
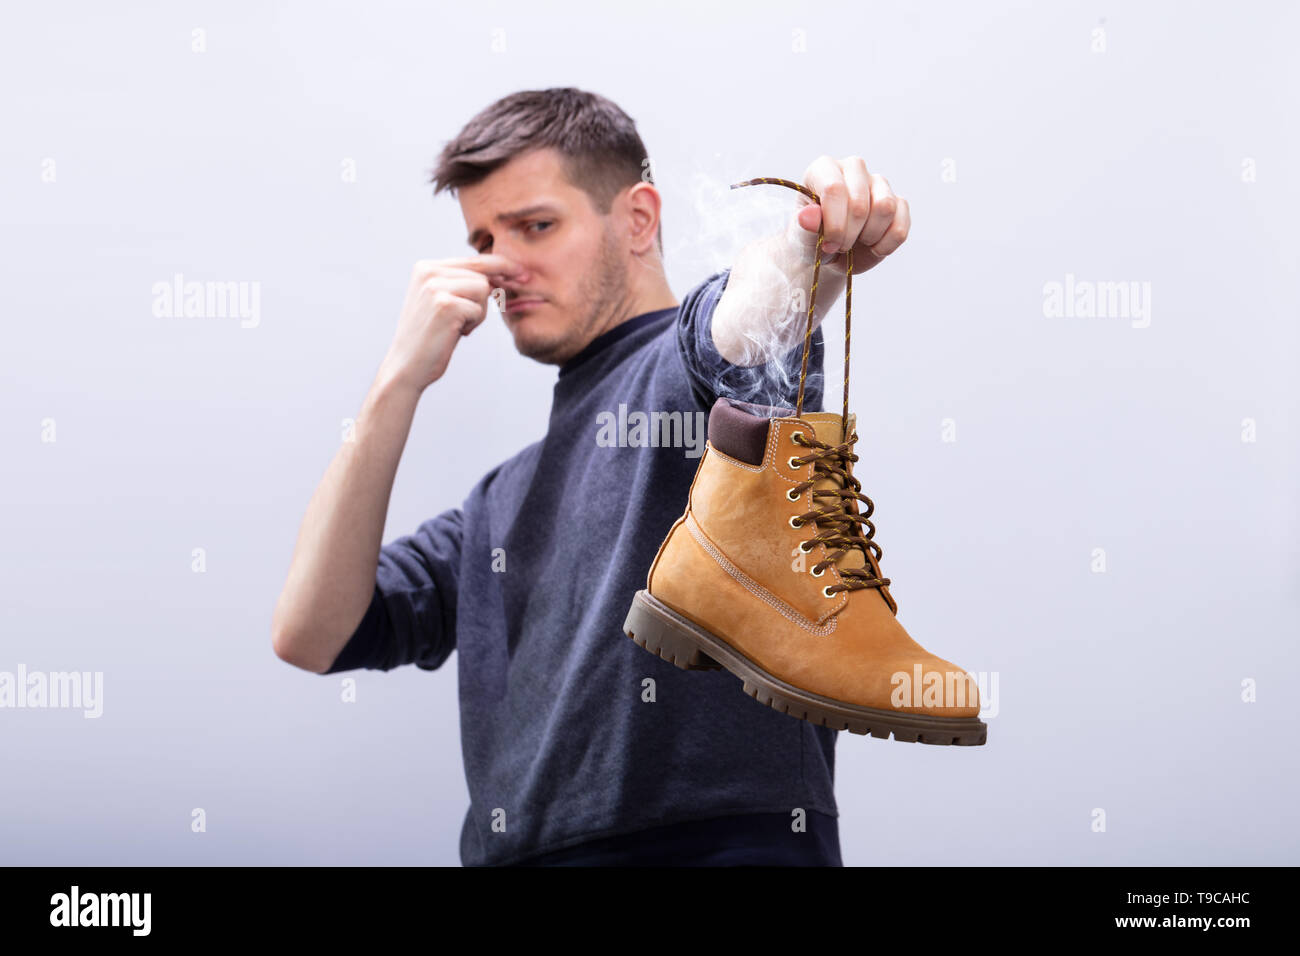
top-left (2, 0), bottom-right (1296, 864)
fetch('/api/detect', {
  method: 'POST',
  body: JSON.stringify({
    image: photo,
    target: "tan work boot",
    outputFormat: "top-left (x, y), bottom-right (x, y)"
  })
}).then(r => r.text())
top-left (624, 398), bottom-right (986, 745)
top-left (622, 175), bottom-right (987, 746)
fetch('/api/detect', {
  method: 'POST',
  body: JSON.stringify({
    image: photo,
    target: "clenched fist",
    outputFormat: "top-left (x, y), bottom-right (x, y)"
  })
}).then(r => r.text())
top-left (377, 254), bottom-right (522, 394)
top-left (791, 156), bottom-right (911, 274)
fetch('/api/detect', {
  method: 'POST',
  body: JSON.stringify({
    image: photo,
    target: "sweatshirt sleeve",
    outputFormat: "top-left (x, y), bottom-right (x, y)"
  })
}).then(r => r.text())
top-left (324, 506), bottom-right (463, 674)
top-left (675, 266), bottom-right (825, 414)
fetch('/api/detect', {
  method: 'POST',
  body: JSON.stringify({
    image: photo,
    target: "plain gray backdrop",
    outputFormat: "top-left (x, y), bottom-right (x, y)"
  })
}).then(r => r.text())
top-left (2, 0), bottom-right (1297, 865)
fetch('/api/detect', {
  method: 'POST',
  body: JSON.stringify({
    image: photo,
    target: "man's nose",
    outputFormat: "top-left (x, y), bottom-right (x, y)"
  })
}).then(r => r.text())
top-left (489, 238), bottom-right (533, 282)
top-left (497, 273), bottom-right (536, 296)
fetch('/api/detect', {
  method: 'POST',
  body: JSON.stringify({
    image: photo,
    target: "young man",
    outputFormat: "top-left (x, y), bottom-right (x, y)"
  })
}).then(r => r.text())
top-left (271, 87), bottom-right (910, 866)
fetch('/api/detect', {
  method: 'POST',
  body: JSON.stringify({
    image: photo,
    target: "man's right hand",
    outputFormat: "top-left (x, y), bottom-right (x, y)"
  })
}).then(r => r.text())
top-left (377, 254), bottom-right (523, 393)
top-left (272, 254), bottom-right (519, 673)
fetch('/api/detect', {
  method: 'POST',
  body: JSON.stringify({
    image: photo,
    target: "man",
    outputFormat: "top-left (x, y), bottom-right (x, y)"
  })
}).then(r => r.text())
top-left (271, 87), bottom-right (910, 866)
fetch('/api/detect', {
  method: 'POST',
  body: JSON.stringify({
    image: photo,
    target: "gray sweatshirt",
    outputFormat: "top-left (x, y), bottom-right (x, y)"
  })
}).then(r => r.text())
top-left (324, 267), bottom-right (837, 865)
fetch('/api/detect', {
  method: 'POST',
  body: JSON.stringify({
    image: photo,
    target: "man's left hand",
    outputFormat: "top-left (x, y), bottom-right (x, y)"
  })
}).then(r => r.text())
top-left (793, 155), bottom-right (910, 274)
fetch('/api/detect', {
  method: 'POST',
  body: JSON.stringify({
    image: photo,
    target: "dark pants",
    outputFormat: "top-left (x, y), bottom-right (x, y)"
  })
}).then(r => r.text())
top-left (509, 811), bottom-right (843, 866)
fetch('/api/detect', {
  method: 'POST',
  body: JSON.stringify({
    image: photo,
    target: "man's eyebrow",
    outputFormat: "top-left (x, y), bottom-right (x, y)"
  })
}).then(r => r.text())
top-left (466, 203), bottom-right (562, 247)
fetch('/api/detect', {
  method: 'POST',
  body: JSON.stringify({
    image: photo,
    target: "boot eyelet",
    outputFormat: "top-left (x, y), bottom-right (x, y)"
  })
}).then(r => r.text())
top-left (789, 516), bottom-right (804, 528)
top-left (785, 488), bottom-right (800, 501)
top-left (787, 456), bottom-right (801, 469)
top-left (799, 541), bottom-right (813, 553)
top-left (810, 565), bottom-right (825, 577)
top-left (790, 431), bottom-right (803, 443)
top-left (822, 586), bottom-right (836, 598)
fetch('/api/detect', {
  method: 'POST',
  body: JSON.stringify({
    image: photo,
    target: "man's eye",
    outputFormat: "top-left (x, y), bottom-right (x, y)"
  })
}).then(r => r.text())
top-left (528, 221), bottom-right (554, 234)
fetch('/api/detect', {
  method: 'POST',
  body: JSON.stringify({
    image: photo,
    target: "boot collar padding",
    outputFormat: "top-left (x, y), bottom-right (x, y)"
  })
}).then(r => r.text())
top-left (707, 396), bottom-right (793, 465)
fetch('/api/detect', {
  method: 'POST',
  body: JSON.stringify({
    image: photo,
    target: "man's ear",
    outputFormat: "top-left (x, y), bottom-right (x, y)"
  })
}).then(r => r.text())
top-left (624, 181), bottom-right (663, 255)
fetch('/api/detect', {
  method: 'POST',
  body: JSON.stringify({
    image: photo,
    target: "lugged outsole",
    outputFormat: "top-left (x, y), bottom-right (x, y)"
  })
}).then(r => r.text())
top-left (623, 589), bottom-right (987, 747)
top-left (627, 626), bottom-right (722, 671)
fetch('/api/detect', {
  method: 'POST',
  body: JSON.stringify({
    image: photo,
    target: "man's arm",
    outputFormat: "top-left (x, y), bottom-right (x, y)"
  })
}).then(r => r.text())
top-left (271, 254), bottom-right (520, 674)
top-left (676, 266), bottom-right (826, 414)
top-left (711, 155), bottom-right (911, 367)
top-left (271, 374), bottom-right (421, 674)
top-left (320, 504), bottom-right (465, 675)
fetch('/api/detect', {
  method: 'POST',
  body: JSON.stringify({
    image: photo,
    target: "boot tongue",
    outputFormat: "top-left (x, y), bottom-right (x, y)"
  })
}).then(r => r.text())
top-left (800, 412), bottom-right (844, 447)
top-left (795, 412), bottom-right (867, 572)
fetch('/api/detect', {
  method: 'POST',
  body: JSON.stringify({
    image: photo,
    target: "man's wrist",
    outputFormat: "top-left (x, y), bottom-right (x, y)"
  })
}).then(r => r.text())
top-left (365, 366), bottom-right (423, 421)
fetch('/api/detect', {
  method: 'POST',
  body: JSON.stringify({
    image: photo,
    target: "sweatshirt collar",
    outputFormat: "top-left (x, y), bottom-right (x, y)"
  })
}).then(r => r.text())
top-left (557, 307), bottom-right (678, 379)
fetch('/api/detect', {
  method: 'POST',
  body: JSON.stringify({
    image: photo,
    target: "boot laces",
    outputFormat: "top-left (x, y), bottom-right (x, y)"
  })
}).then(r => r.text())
top-left (790, 430), bottom-right (890, 596)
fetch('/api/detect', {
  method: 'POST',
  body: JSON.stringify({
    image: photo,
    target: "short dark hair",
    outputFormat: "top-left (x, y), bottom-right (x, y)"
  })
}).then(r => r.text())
top-left (430, 87), bottom-right (662, 254)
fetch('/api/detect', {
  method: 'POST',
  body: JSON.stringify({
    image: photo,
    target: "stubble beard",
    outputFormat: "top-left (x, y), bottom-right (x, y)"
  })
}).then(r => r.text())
top-left (512, 223), bottom-right (628, 366)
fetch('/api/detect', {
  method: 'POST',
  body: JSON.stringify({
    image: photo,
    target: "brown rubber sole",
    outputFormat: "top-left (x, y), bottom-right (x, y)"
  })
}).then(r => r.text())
top-left (623, 589), bottom-right (987, 746)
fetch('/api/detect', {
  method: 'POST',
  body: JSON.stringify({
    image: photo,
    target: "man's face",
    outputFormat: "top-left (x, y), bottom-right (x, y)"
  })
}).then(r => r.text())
top-left (459, 147), bottom-right (629, 366)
